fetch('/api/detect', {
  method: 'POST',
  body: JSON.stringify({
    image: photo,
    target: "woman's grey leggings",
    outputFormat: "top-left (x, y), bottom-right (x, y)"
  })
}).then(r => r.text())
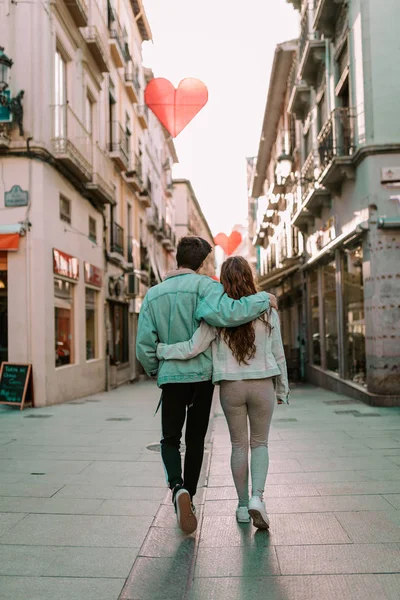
top-left (219, 378), bottom-right (275, 507)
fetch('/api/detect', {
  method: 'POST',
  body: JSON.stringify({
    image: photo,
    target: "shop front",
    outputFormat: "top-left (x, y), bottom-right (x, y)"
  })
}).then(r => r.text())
top-left (305, 238), bottom-right (368, 399)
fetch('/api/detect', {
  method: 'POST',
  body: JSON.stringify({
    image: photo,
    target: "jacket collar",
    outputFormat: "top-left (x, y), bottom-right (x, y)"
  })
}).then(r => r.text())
top-left (164, 268), bottom-right (197, 281)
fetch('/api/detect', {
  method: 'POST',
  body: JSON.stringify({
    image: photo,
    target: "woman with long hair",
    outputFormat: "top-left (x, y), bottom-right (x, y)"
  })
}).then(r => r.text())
top-left (157, 256), bottom-right (289, 530)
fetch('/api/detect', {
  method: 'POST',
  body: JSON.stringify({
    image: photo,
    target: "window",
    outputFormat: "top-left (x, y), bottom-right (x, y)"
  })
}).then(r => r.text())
top-left (89, 216), bottom-right (97, 243)
top-left (125, 112), bottom-right (131, 156)
top-left (343, 246), bottom-right (366, 386)
top-left (85, 95), bottom-right (93, 135)
top-left (55, 49), bottom-right (67, 138)
top-left (60, 196), bottom-right (71, 224)
top-left (109, 79), bottom-right (116, 148)
top-left (110, 303), bottom-right (129, 365)
top-left (86, 288), bottom-right (98, 360)
top-left (309, 269), bottom-right (321, 366)
top-left (323, 260), bottom-right (339, 373)
top-left (54, 278), bottom-right (74, 367)
top-left (317, 93), bottom-right (328, 134)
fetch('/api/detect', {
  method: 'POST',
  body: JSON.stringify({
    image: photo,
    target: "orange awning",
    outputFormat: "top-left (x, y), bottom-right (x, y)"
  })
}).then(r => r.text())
top-left (0, 233), bottom-right (20, 251)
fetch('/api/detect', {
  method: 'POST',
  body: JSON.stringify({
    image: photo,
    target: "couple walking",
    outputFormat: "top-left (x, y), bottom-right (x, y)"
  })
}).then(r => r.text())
top-left (136, 237), bottom-right (289, 534)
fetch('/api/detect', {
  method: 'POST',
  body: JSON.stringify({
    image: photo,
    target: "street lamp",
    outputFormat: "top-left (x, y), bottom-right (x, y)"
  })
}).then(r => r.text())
top-left (0, 48), bottom-right (13, 92)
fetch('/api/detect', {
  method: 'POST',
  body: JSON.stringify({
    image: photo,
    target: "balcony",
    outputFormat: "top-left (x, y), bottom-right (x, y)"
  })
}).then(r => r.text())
top-left (146, 205), bottom-right (159, 231)
top-left (314, 0), bottom-right (346, 36)
top-left (81, 0), bottom-right (109, 73)
top-left (110, 222), bottom-right (124, 255)
top-left (63, 0), bottom-right (88, 27)
top-left (298, 1), bottom-right (325, 88)
top-left (300, 150), bottom-right (331, 217)
top-left (108, 1), bottom-right (129, 68)
top-left (139, 177), bottom-right (152, 208)
top-left (137, 105), bottom-right (148, 130)
top-left (124, 61), bottom-right (141, 103)
top-left (318, 108), bottom-right (357, 190)
top-left (108, 122), bottom-right (130, 171)
top-left (123, 154), bottom-right (143, 192)
top-left (288, 78), bottom-right (311, 121)
top-left (86, 143), bottom-right (116, 204)
top-left (51, 105), bottom-right (92, 182)
top-left (161, 219), bottom-right (176, 252)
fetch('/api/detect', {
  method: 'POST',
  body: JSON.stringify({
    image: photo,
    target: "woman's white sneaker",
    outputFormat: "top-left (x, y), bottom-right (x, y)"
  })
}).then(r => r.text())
top-left (236, 506), bottom-right (250, 523)
top-left (248, 496), bottom-right (270, 530)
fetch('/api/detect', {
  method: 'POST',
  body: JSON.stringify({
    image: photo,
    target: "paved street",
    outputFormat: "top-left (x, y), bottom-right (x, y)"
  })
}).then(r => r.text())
top-left (1, 382), bottom-right (400, 599)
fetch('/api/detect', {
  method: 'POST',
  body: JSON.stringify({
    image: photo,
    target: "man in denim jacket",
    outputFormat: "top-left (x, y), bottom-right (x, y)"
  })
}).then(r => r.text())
top-left (136, 237), bottom-right (276, 533)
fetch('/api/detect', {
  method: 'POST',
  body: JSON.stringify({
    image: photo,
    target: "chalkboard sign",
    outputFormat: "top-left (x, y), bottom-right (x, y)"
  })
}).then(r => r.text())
top-left (0, 363), bottom-right (34, 410)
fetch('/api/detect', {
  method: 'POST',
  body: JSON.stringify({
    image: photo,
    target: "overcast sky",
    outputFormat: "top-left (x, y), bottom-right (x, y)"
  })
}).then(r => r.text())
top-left (143, 0), bottom-right (298, 236)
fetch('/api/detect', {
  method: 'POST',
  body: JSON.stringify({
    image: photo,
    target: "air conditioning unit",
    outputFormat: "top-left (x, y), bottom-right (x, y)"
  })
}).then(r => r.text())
top-left (125, 272), bottom-right (140, 297)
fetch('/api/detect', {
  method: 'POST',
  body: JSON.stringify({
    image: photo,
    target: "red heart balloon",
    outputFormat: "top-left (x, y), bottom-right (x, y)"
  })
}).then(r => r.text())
top-left (214, 231), bottom-right (243, 256)
top-left (144, 78), bottom-right (208, 138)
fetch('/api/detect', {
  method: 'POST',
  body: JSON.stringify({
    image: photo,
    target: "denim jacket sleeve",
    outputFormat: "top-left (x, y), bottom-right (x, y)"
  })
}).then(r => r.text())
top-left (136, 296), bottom-right (159, 376)
top-left (157, 322), bottom-right (217, 361)
top-left (271, 310), bottom-right (290, 403)
top-left (196, 279), bottom-right (270, 327)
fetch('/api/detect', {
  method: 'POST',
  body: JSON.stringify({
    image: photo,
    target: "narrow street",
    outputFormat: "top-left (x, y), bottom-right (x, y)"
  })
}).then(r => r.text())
top-left (1, 382), bottom-right (400, 599)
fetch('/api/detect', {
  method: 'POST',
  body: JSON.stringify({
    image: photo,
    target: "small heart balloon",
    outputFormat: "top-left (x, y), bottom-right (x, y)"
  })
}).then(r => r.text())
top-left (144, 78), bottom-right (208, 138)
top-left (214, 231), bottom-right (242, 256)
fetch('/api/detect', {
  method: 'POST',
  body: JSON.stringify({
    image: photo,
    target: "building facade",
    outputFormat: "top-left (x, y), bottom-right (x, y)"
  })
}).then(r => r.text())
top-left (173, 179), bottom-right (216, 277)
top-left (252, 0), bottom-right (400, 405)
top-left (0, 0), bottom-right (180, 405)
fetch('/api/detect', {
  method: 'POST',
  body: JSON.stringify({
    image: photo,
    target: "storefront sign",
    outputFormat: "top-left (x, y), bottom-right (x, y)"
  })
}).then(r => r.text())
top-left (0, 363), bottom-right (34, 410)
top-left (381, 167), bottom-right (400, 183)
top-left (4, 185), bottom-right (29, 207)
top-left (53, 248), bottom-right (79, 281)
top-left (84, 262), bottom-right (102, 288)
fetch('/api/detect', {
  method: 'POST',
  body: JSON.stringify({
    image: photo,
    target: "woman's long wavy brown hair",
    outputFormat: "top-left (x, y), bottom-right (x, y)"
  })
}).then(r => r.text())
top-left (219, 256), bottom-right (272, 365)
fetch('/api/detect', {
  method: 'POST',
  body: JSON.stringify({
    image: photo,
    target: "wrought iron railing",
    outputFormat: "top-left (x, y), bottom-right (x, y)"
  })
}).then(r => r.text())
top-left (83, 0), bottom-right (109, 56)
top-left (318, 107), bottom-right (356, 168)
top-left (51, 105), bottom-right (92, 173)
top-left (125, 61), bottom-right (141, 93)
top-left (108, 1), bottom-right (130, 62)
top-left (300, 149), bottom-right (317, 202)
top-left (110, 222), bottom-right (124, 255)
top-left (109, 121), bottom-right (130, 164)
top-left (92, 143), bottom-right (115, 199)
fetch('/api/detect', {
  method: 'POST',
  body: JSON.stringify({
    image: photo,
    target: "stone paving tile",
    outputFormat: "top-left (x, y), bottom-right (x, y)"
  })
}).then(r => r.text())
top-left (53, 484), bottom-right (166, 500)
top-left (0, 459), bottom-right (93, 474)
top-left (316, 481), bottom-right (400, 496)
top-left (199, 514), bottom-right (350, 547)
top-left (206, 484), bottom-right (321, 500)
top-left (204, 494), bottom-right (392, 516)
top-left (356, 469), bottom-right (400, 481)
top-left (188, 574), bottom-right (387, 600)
top-left (0, 514), bottom-right (153, 547)
top-left (0, 497), bottom-right (104, 514)
top-left (120, 556), bottom-right (191, 600)
top-left (277, 543), bottom-right (400, 575)
top-left (0, 483), bottom-right (64, 497)
top-left (384, 494), bottom-right (400, 509)
top-left (298, 456), bottom-right (398, 472)
top-left (364, 439), bottom-right (400, 449)
top-left (95, 499), bottom-right (161, 516)
top-left (195, 545), bottom-right (281, 578)
top-left (139, 526), bottom-right (196, 558)
top-left (0, 576), bottom-right (125, 600)
top-left (334, 510), bottom-right (400, 543)
top-left (375, 574), bottom-right (400, 600)
top-left (210, 458), bottom-right (303, 475)
top-left (0, 513), bottom-right (27, 536)
top-left (0, 544), bottom-right (139, 578)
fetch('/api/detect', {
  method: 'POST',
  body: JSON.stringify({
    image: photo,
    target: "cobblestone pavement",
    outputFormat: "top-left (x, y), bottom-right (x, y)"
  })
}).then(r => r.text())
top-left (1, 382), bottom-right (400, 599)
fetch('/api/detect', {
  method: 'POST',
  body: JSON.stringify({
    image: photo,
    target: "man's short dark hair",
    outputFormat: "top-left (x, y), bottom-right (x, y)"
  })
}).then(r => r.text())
top-left (176, 236), bottom-right (212, 271)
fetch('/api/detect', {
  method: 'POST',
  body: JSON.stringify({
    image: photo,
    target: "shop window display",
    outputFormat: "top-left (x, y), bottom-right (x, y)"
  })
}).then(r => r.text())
top-left (86, 288), bottom-right (98, 360)
top-left (323, 261), bottom-right (339, 373)
top-left (309, 269), bottom-right (321, 365)
top-left (343, 246), bottom-right (366, 386)
top-left (54, 278), bottom-right (74, 367)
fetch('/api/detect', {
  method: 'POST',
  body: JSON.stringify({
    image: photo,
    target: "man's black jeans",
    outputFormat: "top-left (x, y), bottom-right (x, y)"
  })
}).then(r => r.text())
top-left (160, 381), bottom-right (214, 499)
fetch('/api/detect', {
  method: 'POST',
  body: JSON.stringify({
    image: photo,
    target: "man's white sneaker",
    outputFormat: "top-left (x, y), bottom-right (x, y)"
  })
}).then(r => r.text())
top-left (248, 496), bottom-right (270, 530)
top-left (174, 488), bottom-right (197, 534)
top-left (236, 506), bottom-right (250, 523)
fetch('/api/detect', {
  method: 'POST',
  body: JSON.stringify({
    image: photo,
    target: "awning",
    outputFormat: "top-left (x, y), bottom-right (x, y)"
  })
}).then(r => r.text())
top-left (301, 222), bottom-right (368, 269)
top-left (258, 264), bottom-right (300, 291)
top-left (0, 224), bottom-right (24, 251)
